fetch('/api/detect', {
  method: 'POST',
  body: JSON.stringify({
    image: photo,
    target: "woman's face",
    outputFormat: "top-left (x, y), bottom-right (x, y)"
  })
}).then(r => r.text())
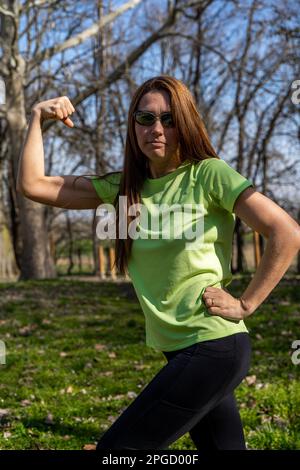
top-left (134, 90), bottom-right (180, 167)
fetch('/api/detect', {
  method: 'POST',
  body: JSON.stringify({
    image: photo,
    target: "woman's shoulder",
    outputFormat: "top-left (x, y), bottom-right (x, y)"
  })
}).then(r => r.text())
top-left (195, 156), bottom-right (223, 167)
top-left (194, 156), bottom-right (236, 174)
top-left (90, 170), bottom-right (122, 185)
top-left (193, 156), bottom-right (225, 174)
top-left (104, 171), bottom-right (122, 184)
top-left (193, 156), bottom-right (243, 191)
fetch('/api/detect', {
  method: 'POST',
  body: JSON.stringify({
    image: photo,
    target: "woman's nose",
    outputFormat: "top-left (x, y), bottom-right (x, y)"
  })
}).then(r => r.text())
top-left (150, 119), bottom-right (164, 134)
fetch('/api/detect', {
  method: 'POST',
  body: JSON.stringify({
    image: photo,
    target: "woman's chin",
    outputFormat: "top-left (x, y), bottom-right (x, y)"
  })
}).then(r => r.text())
top-left (148, 151), bottom-right (166, 159)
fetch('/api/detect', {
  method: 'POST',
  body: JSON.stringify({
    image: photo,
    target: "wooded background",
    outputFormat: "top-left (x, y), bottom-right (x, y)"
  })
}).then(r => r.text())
top-left (0, 0), bottom-right (299, 280)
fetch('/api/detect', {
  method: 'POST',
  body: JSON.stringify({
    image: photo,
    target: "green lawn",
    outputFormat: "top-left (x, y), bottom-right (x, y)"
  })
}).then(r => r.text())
top-left (0, 275), bottom-right (299, 450)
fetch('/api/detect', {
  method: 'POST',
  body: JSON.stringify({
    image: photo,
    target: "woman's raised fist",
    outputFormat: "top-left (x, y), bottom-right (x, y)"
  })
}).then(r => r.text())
top-left (32, 96), bottom-right (75, 128)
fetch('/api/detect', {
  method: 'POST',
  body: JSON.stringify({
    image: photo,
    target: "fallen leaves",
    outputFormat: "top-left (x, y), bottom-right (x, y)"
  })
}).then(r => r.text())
top-left (134, 364), bottom-right (151, 371)
top-left (272, 415), bottom-right (287, 428)
top-left (245, 375), bottom-right (257, 386)
top-left (278, 300), bottom-right (290, 306)
top-left (281, 330), bottom-right (293, 336)
top-left (259, 414), bottom-right (287, 429)
top-left (94, 344), bottom-right (116, 358)
top-left (100, 371), bottom-right (113, 377)
top-left (18, 324), bottom-right (38, 336)
top-left (83, 444), bottom-right (96, 450)
top-left (45, 413), bottom-right (54, 425)
top-left (96, 390), bottom-right (138, 403)
top-left (107, 415), bottom-right (117, 424)
top-left (21, 399), bottom-right (32, 407)
top-left (0, 409), bottom-right (10, 422)
top-left (244, 375), bottom-right (268, 389)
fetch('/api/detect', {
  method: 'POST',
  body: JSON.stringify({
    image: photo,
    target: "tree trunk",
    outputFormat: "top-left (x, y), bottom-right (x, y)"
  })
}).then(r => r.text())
top-left (92, 0), bottom-right (111, 276)
top-left (234, 217), bottom-right (247, 273)
top-left (66, 212), bottom-right (74, 276)
top-left (1, 0), bottom-right (56, 279)
top-left (18, 197), bottom-right (56, 279)
top-left (297, 208), bottom-right (300, 274)
top-left (0, 136), bottom-right (18, 280)
top-left (0, 218), bottom-right (18, 280)
top-left (6, 71), bottom-right (56, 279)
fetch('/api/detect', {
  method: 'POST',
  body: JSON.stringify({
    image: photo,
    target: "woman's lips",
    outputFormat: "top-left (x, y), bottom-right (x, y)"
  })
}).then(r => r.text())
top-left (148, 142), bottom-right (165, 146)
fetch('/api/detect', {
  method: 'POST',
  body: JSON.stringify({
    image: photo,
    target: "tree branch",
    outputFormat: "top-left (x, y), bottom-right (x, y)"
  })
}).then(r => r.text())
top-left (28, 0), bottom-right (143, 66)
top-left (43, 3), bottom-right (180, 132)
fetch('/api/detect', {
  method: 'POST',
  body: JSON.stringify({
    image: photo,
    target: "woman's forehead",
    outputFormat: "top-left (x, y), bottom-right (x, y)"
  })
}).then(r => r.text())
top-left (138, 90), bottom-right (171, 109)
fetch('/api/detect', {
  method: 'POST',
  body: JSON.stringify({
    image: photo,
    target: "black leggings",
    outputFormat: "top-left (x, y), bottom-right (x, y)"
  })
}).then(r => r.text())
top-left (96, 332), bottom-right (251, 450)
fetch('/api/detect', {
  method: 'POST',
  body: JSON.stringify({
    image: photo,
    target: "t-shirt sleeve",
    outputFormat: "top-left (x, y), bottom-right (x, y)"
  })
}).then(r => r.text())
top-left (90, 172), bottom-right (121, 205)
top-left (200, 158), bottom-right (255, 213)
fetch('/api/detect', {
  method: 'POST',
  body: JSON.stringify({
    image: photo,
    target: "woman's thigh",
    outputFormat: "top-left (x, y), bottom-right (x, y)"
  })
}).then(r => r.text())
top-left (189, 392), bottom-right (246, 450)
top-left (96, 333), bottom-right (251, 450)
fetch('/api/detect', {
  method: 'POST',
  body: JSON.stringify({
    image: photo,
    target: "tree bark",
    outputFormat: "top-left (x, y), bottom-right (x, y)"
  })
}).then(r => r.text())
top-left (7, 75), bottom-right (57, 279)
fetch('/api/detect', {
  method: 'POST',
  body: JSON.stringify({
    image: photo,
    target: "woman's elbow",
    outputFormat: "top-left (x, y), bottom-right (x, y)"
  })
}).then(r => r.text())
top-left (16, 183), bottom-right (29, 197)
top-left (270, 225), bottom-right (300, 250)
top-left (16, 182), bottom-right (38, 201)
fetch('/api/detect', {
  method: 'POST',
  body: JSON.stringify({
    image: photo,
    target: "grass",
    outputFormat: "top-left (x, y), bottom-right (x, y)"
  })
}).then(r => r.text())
top-left (0, 275), bottom-right (299, 450)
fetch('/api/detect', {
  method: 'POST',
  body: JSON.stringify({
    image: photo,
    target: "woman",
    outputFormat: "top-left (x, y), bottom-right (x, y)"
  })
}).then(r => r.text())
top-left (17, 75), bottom-right (300, 450)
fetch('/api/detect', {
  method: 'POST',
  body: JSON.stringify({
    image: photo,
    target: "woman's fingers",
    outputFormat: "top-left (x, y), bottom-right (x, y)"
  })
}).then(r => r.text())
top-left (62, 97), bottom-right (74, 116)
top-left (202, 287), bottom-right (226, 309)
top-left (66, 100), bottom-right (75, 115)
top-left (50, 103), bottom-right (74, 127)
top-left (61, 116), bottom-right (74, 128)
top-left (202, 287), bottom-right (244, 320)
top-left (54, 106), bottom-right (64, 120)
top-left (61, 98), bottom-right (75, 126)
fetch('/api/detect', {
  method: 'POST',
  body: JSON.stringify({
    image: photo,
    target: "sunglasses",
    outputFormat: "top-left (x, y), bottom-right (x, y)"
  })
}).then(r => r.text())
top-left (133, 111), bottom-right (174, 128)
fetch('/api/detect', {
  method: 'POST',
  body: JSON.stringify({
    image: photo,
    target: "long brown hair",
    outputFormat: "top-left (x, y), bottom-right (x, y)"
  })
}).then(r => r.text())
top-left (113, 75), bottom-right (219, 276)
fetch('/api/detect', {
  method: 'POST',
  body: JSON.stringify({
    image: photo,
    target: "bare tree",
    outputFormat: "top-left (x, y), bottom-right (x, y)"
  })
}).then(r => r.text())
top-left (1, 0), bottom-right (298, 280)
top-left (143, 0), bottom-right (300, 274)
top-left (0, 0), bottom-right (154, 279)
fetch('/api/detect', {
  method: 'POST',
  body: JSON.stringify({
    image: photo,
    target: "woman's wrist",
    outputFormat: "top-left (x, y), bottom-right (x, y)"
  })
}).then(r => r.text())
top-left (239, 296), bottom-right (253, 319)
top-left (31, 107), bottom-right (44, 125)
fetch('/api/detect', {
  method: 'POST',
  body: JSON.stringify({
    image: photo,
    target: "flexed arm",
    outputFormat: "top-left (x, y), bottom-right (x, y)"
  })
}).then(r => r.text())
top-left (16, 96), bottom-right (103, 209)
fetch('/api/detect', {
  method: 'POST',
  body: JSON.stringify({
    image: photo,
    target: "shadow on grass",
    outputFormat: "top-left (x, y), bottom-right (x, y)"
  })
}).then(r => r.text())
top-left (21, 417), bottom-right (102, 441)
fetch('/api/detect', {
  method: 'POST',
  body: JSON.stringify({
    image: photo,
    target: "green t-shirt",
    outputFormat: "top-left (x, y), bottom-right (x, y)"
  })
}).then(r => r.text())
top-left (91, 158), bottom-right (254, 352)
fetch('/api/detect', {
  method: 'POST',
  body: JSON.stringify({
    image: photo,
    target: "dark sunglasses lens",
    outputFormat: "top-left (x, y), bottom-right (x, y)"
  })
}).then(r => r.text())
top-left (161, 113), bottom-right (173, 127)
top-left (135, 112), bottom-right (155, 126)
top-left (135, 112), bottom-right (174, 127)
